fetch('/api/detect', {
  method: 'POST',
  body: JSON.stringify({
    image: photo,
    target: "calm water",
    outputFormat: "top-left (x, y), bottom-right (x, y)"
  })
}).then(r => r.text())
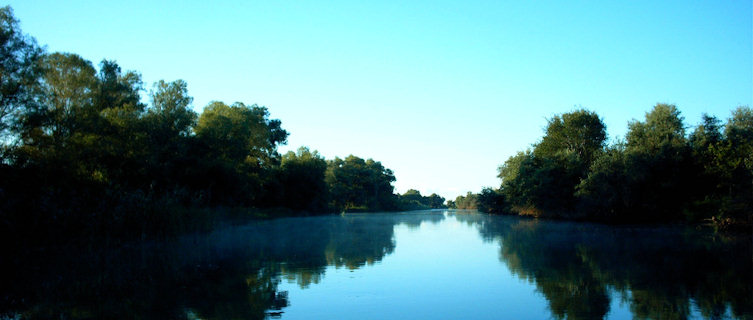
top-left (3, 210), bottom-right (751, 319)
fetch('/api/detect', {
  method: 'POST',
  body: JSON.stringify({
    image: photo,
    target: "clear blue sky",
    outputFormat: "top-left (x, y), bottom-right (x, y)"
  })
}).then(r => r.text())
top-left (8, 0), bottom-right (751, 200)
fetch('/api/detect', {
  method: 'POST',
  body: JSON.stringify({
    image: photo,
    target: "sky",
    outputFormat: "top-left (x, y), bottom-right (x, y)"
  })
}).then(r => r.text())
top-left (7, 0), bottom-right (751, 200)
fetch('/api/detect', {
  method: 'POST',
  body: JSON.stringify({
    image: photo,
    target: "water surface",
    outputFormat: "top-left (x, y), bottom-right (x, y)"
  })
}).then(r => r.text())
top-left (3, 210), bottom-right (751, 319)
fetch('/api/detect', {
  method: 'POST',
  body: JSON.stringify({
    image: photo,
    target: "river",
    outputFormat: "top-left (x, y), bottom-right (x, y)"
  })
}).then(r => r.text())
top-left (3, 210), bottom-right (751, 319)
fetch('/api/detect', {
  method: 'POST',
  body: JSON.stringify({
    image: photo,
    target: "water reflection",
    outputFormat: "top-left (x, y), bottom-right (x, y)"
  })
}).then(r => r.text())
top-left (3, 211), bottom-right (750, 319)
top-left (454, 213), bottom-right (752, 320)
top-left (1, 211), bottom-right (444, 319)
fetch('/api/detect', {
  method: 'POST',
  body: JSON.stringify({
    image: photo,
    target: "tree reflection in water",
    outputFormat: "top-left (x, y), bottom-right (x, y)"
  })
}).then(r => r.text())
top-left (454, 213), bottom-right (752, 320)
top-left (1, 212), bottom-right (444, 319)
top-left (3, 211), bottom-right (749, 320)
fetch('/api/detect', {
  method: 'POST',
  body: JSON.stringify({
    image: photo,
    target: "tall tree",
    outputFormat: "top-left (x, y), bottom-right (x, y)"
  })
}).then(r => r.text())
top-left (499, 110), bottom-right (607, 217)
top-left (193, 101), bottom-right (288, 205)
top-left (34, 53), bottom-right (98, 146)
top-left (147, 80), bottom-right (195, 137)
top-left (142, 79), bottom-right (196, 193)
top-left (0, 6), bottom-right (43, 149)
top-left (717, 106), bottom-right (753, 224)
top-left (95, 60), bottom-right (143, 112)
top-left (534, 109), bottom-right (607, 166)
top-left (582, 103), bottom-right (692, 221)
top-left (626, 103), bottom-right (686, 153)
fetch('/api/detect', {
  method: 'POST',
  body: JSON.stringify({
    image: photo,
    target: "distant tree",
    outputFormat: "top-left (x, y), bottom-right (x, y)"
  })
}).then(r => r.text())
top-left (325, 155), bottom-right (396, 211)
top-left (426, 193), bottom-right (446, 208)
top-left (402, 189), bottom-right (424, 203)
top-left (454, 192), bottom-right (478, 209)
top-left (395, 190), bottom-right (446, 210)
top-left (477, 187), bottom-right (508, 214)
top-left (397, 189), bottom-right (429, 210)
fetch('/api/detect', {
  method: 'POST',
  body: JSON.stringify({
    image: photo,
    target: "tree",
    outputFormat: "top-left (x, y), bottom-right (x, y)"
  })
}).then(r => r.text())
top-left (325, 155), bottom-right (396, 211)
top-left (95, 60), bottom-right (143, 113)
top-left (686, 114), bottom-right (725, 220)
top-left (477, 187), bottom-right (507, 214)
top-left (278, 147), bottom-right (328, 212)
top-left (396, 190), bottom-right (446, 210)
top-left (624, 103), bottom-right (692, 220)
top-left (626, 103), bottom-right (686, 153)
top-left (147, 80), bottom-right (195, 137)
top-left (577, 104), bottom-right (694, 222)
top-left (426, 193), bottom-right (446, 209)
top-left (193, 101), bottom-right (288, 205)
top-left (32, 53), bottom-right (98, 146)
top-left (575, 144), bottom-right (632, 221)
top-left (196, 101), bottom-right (287, 166)
top-left (13, 53), bottom-right (106, 182)
top-left (497, 110), bottom-right (607, 218)
top-left (716, 106), bottom-right (753, 225)
top-left (535, 109), bottom-right (607, 166)
top-left (139, 79), bottom-right (197, 195)
top-left (454, 192), bottom-right (478, 209)
top-left (397, 189), bottom-right (427, 209)
top-left (0, 6), bottom-right (43, 150)
top-left (689, 114), bottom-right (722, 152)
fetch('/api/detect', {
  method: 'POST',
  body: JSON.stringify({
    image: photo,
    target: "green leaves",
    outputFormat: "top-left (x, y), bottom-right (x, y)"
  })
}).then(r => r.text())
top-left (147, 79), bottom-right (196, 137)
top-left (195, 101), bottom-right (287, 166)
top-left (0, 6), bottom-right (43, 143)
top-left (325, 155), bottom-right (396, 211)
top-left (535, 109), bottom-right (607, 165)
top-left (627, 103), bottom-right (686, 154)
top-left (496, 104), bottom-right (753, 226)
top-left (397, 189), bottom-right (446, 210)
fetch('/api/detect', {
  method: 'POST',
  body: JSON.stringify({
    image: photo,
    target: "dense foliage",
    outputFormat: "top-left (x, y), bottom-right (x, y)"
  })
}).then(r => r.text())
top-left (396, 189), bottom-right (446, 210)
top-left (466, 104), bottom-right (752, 229)
top-left (0, 7), bottom-right (425, 245)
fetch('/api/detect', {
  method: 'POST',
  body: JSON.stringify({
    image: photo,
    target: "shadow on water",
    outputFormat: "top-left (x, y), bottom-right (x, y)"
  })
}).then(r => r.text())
top-left (1, 211), bottom-right (444, 320)
top-left (453, 213), bottom-right (753, 320)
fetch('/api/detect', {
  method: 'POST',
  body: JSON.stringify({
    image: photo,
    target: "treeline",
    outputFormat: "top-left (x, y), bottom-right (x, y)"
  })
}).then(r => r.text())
top-left (459, 104), bottom-right (752, 229)
top-left (396, 189), bottom-right (446, 210)
top-left (0, 7), bottom-right (427, 244)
